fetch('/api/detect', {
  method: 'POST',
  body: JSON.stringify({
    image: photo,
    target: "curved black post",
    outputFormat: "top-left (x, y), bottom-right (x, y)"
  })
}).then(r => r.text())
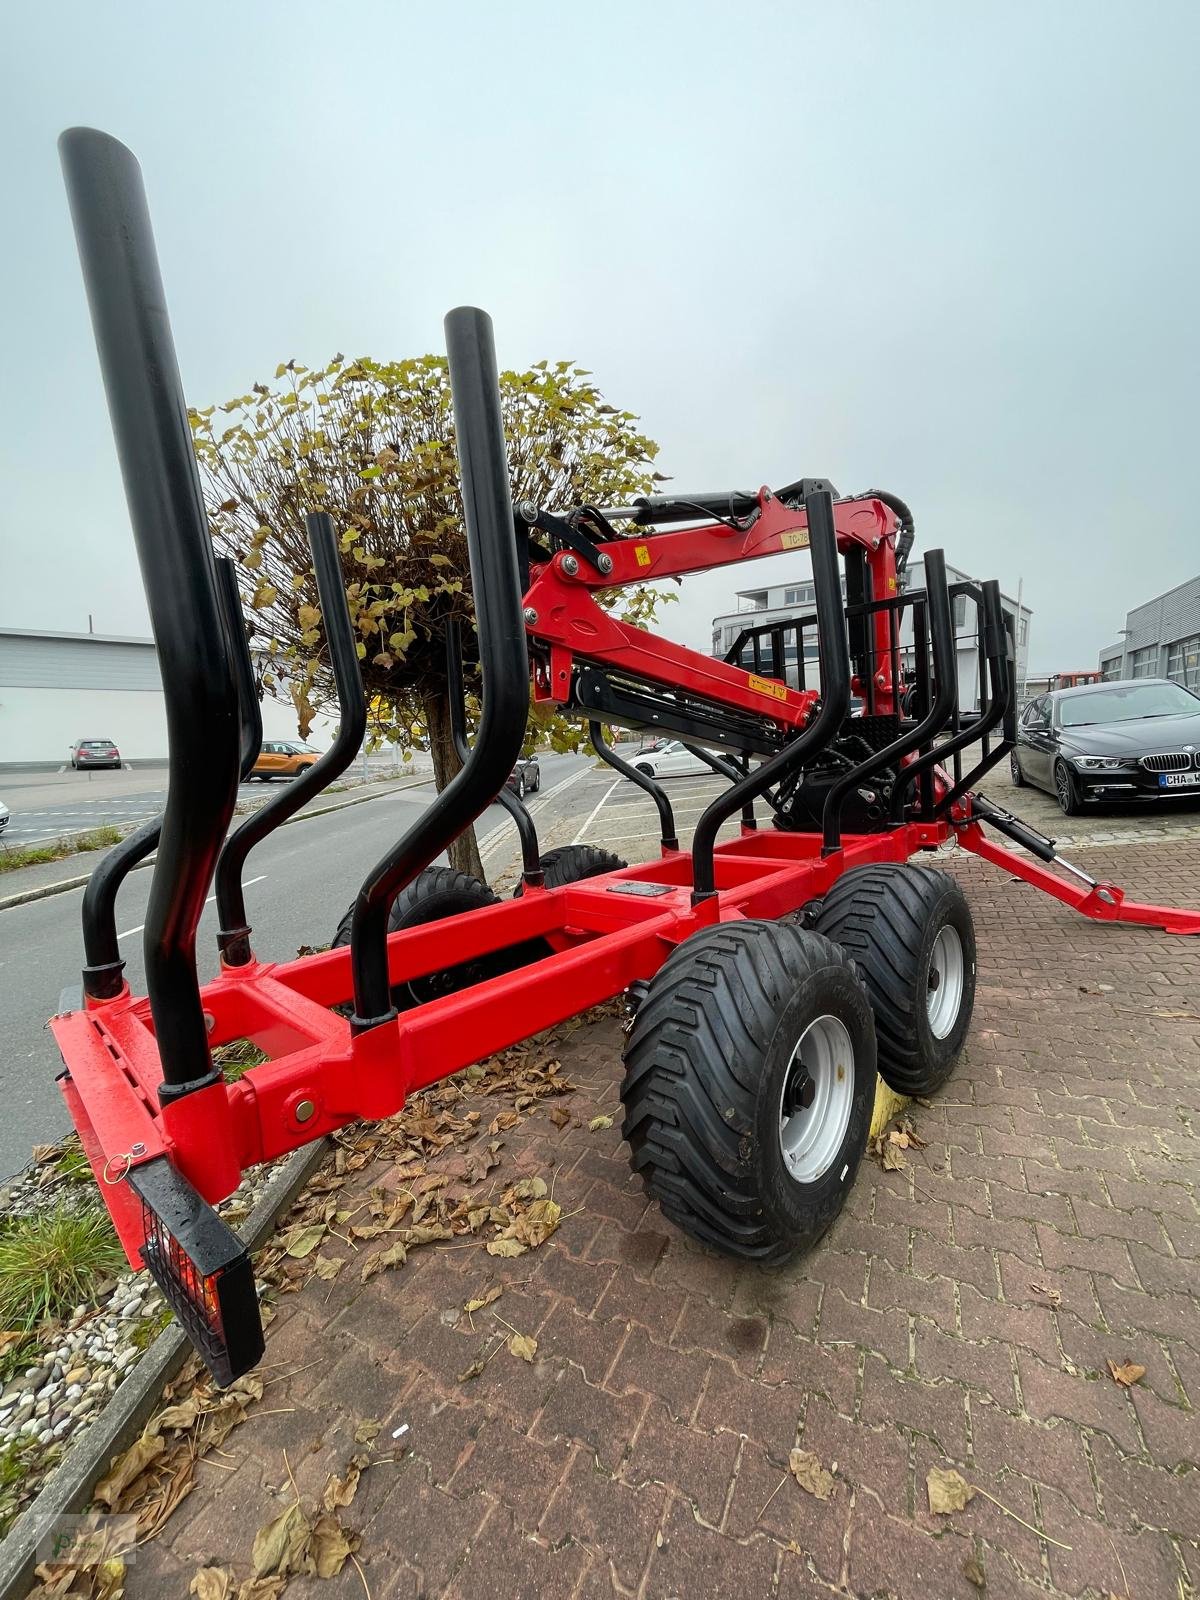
top-left (691, 490), bottom-right (850, 902)
top-left (589, 723), bottom-right (679, 852)
top-left (349, 308), bottom-right (528, 1031)
top-left (446, 618), bottom-right (543, 888)
top-left (821, 548), bottom-right (956, 853)
top-left (892, 579), bottom-right (1011, 820)
top-left (61, 128), bottom-right (240, 1096)
top-left (79, 559), bottom-right (263, 1001)
top-left (682, 743), bottom-right (757, 829)
top-left (215, 513), bottom-right (366, 965)
top-left (80, 816), bottom-right (162, 1001)
top-left (928, 581), bottom-right (1014, 813)
top-left (215, 557), bottom-right (264, 783)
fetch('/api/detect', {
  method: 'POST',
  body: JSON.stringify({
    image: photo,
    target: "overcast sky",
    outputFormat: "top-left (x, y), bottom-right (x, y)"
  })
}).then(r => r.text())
top-left (3, 1), bottom-right (1197, 675)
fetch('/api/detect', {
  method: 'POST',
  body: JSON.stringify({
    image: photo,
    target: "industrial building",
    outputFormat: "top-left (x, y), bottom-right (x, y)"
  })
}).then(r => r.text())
top-left (0, 625), bottom-right (334, 766)
top-left (1098, 575), bottom-right (1200, 689)
top-left (711, 558), bottom-right (1031, 705)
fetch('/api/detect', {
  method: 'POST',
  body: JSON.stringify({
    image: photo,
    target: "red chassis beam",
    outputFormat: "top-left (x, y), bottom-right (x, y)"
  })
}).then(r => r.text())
top-left (957, 820), bottom-right (1200, 935)
top-left (524, 489), bottom-right (903, 720)
top-left (56, 810), bottom-right (1200, 1269)
top-left (55, 824), bottom-right (944, 1262)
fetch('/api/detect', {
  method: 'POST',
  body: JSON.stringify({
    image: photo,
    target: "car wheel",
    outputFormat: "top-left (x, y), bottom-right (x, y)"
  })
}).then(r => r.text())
top-left (1054, 760), bottom-right (1081, 816)
top-left (294, 763), bottom-right (313, 777)
top-left (516, 775), bottom-right (526, 799)
top-left (635, 762), bottom-right (655, 777)
top-left (1009, 752), bottom-right (1025, 787)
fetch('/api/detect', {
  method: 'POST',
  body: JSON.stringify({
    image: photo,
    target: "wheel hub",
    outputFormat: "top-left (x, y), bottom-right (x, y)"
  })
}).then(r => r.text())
top-left (926, 925), bottom-right (964, 1040)
top-left (777, 1014), bottom-right (855, 1184)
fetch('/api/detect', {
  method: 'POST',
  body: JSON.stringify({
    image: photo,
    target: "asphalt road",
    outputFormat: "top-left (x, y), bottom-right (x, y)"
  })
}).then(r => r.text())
top-left (0, 753), bottom-right (588, 1179)
top-left (0, 755), bottom-right (421, 847)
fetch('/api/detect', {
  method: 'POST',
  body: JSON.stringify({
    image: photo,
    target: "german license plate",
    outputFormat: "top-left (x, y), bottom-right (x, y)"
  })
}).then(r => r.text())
top-left (1160, 770), bottom-right (1200, 788)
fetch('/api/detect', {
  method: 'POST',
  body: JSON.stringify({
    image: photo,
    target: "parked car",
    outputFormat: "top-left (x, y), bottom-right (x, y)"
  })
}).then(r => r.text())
top-left (1011, 678), bottom-right (1200, 814)
top-left (69, 738), bottom-right (122, 769)
top-left (0, 798), bottom-right (9, 836)
top-left (630, 740), bottom-right (722, 779)
top-left (505, 755), bottom-right (540, 798)
top-left (251, 741), bottom-right (320, 780)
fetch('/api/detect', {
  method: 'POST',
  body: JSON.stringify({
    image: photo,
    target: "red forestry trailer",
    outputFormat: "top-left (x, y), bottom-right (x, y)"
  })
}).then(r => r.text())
top-left (50, 130), bottom-right (1200, 1386)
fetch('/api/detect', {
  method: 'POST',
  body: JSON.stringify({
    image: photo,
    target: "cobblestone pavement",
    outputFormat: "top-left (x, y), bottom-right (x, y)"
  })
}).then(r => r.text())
top-left (123, 835), bottom-right (1200, 1600)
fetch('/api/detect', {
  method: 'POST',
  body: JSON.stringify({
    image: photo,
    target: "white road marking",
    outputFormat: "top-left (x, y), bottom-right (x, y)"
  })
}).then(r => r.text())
top-left (117, 874), bottom-right (267, 941)
top-left (480, 762), bottom-right (597, 862)
top-left (571, 778), bottom-right (622, 846)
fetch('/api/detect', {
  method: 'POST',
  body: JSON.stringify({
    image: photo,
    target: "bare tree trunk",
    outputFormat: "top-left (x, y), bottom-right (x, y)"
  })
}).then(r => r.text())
top-left (424, 689), bottom-right (487, 883)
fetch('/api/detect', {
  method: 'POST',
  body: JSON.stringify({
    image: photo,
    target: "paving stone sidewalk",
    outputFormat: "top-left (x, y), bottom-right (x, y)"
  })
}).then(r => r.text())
top-left (124, 838), bottom-right (1199, 1600)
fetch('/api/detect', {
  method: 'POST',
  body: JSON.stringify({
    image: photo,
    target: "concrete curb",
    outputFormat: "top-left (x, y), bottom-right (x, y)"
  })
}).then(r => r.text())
top-left (0, 1138), bottom-right (331, 1600)
top-left (0, 776), bottom-right (433, 913)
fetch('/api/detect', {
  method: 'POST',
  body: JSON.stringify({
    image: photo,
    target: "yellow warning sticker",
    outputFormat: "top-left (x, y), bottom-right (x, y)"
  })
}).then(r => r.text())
top-left (634, 544), bottom-right (652, 567)
top-left (780, 528), bottom-right (810, 551)
top-left (749, 673), bottom-right (788, 702)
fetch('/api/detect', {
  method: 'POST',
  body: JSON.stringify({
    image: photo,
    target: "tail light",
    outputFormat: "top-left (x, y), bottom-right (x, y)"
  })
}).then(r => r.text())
top-left (128, 1157), bottom-right (263, 1386)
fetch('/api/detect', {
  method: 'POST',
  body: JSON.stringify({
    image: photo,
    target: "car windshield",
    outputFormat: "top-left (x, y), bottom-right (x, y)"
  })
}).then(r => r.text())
top-left (1059, 683), bottom-right (1200, 727)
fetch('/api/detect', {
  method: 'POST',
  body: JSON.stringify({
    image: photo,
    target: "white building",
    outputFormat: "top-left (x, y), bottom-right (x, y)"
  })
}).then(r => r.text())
top-left (710, 558), bottom-right (1031, 708)
top-left (0, 626), bottom-right (337, 766)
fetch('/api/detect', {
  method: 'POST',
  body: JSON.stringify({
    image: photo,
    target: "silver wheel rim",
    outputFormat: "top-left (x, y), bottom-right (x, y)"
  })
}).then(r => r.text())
top-left (1056, 766), bottom-right (1070, 808)
top-left (927, 925), bottom-right (965, 1039)
top-left (778, 1014), bottom-right (855, 1184)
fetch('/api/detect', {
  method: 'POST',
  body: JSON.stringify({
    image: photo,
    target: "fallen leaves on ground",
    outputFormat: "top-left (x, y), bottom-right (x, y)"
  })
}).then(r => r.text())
top-left (508, 1332), bottom-right (537, 1362)
top-left (29, 1559), bottom-right (127, 1599)
top-left (588, 1115), bottom-right (614, 1131)
top-left (963, 1555), bottom-right (987, 1588)
top-left (927, 1466), bottom-right (977, 1514)
top-left (1030, 1280), bottom-right (1063, 1308)
top-left (870, 1118), bottom-right (928, 1172)
top-left (252, 1025), bottom-right (580, 1303)
top-left (190, 1569), bottom-right (286, 1599)
top-left (464, 1285), bottom-right (503, 1314)
top-left (788, 1449), bottom-right (835, 1499)
top-left (28, 1369), bottom-right (267, 1596)
top-left (1107, 1358), bottom-right (1146, 1388)
top-left (252, 1500), bottom-right (358, 1581)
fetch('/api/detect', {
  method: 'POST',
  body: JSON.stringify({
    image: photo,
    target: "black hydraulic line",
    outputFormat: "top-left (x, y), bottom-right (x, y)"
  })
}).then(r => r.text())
top-left (349, 308), bottom-right (528, 1031)
top-left (80, 559), bottom-right (261, 1002)
top-left (589, 724), bottom-right (679, 852)
top-left (215, 557), bottom-right (264, 784)
top-left (445, 619), bottom-right (543, 889)
top-left (892, 580), bottom-right (1011, 821)
top-left (821, 549), bottom-right (956, 854)
top-left (215, 513), bottom-right (366, 966)
top-left (856, 488), bottom-right (915, 573)
top-left (61, 128), bottom-right (240, 1096)
top-left (691, 490), bottom-right (850, 902)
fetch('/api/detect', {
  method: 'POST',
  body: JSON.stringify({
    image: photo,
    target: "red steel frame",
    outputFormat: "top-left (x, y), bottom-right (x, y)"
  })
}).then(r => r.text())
top-left (526, 489), bottom-right (902, 721)
top-left (54, 489), bottom-right (1200, 1269)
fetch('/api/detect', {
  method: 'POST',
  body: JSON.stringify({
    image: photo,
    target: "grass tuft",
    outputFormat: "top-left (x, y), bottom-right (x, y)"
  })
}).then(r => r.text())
top-left (0, 826), bottom-right (123, 875)
top-left (0, 1205), bottom-right (126, 1332)
top-left (212, 1037), bottom-right (269, 1083)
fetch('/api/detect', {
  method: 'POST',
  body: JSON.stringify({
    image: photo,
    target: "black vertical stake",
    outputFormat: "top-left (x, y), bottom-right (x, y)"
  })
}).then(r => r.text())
top-left (61, 128), bottom-right (240, 1094)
